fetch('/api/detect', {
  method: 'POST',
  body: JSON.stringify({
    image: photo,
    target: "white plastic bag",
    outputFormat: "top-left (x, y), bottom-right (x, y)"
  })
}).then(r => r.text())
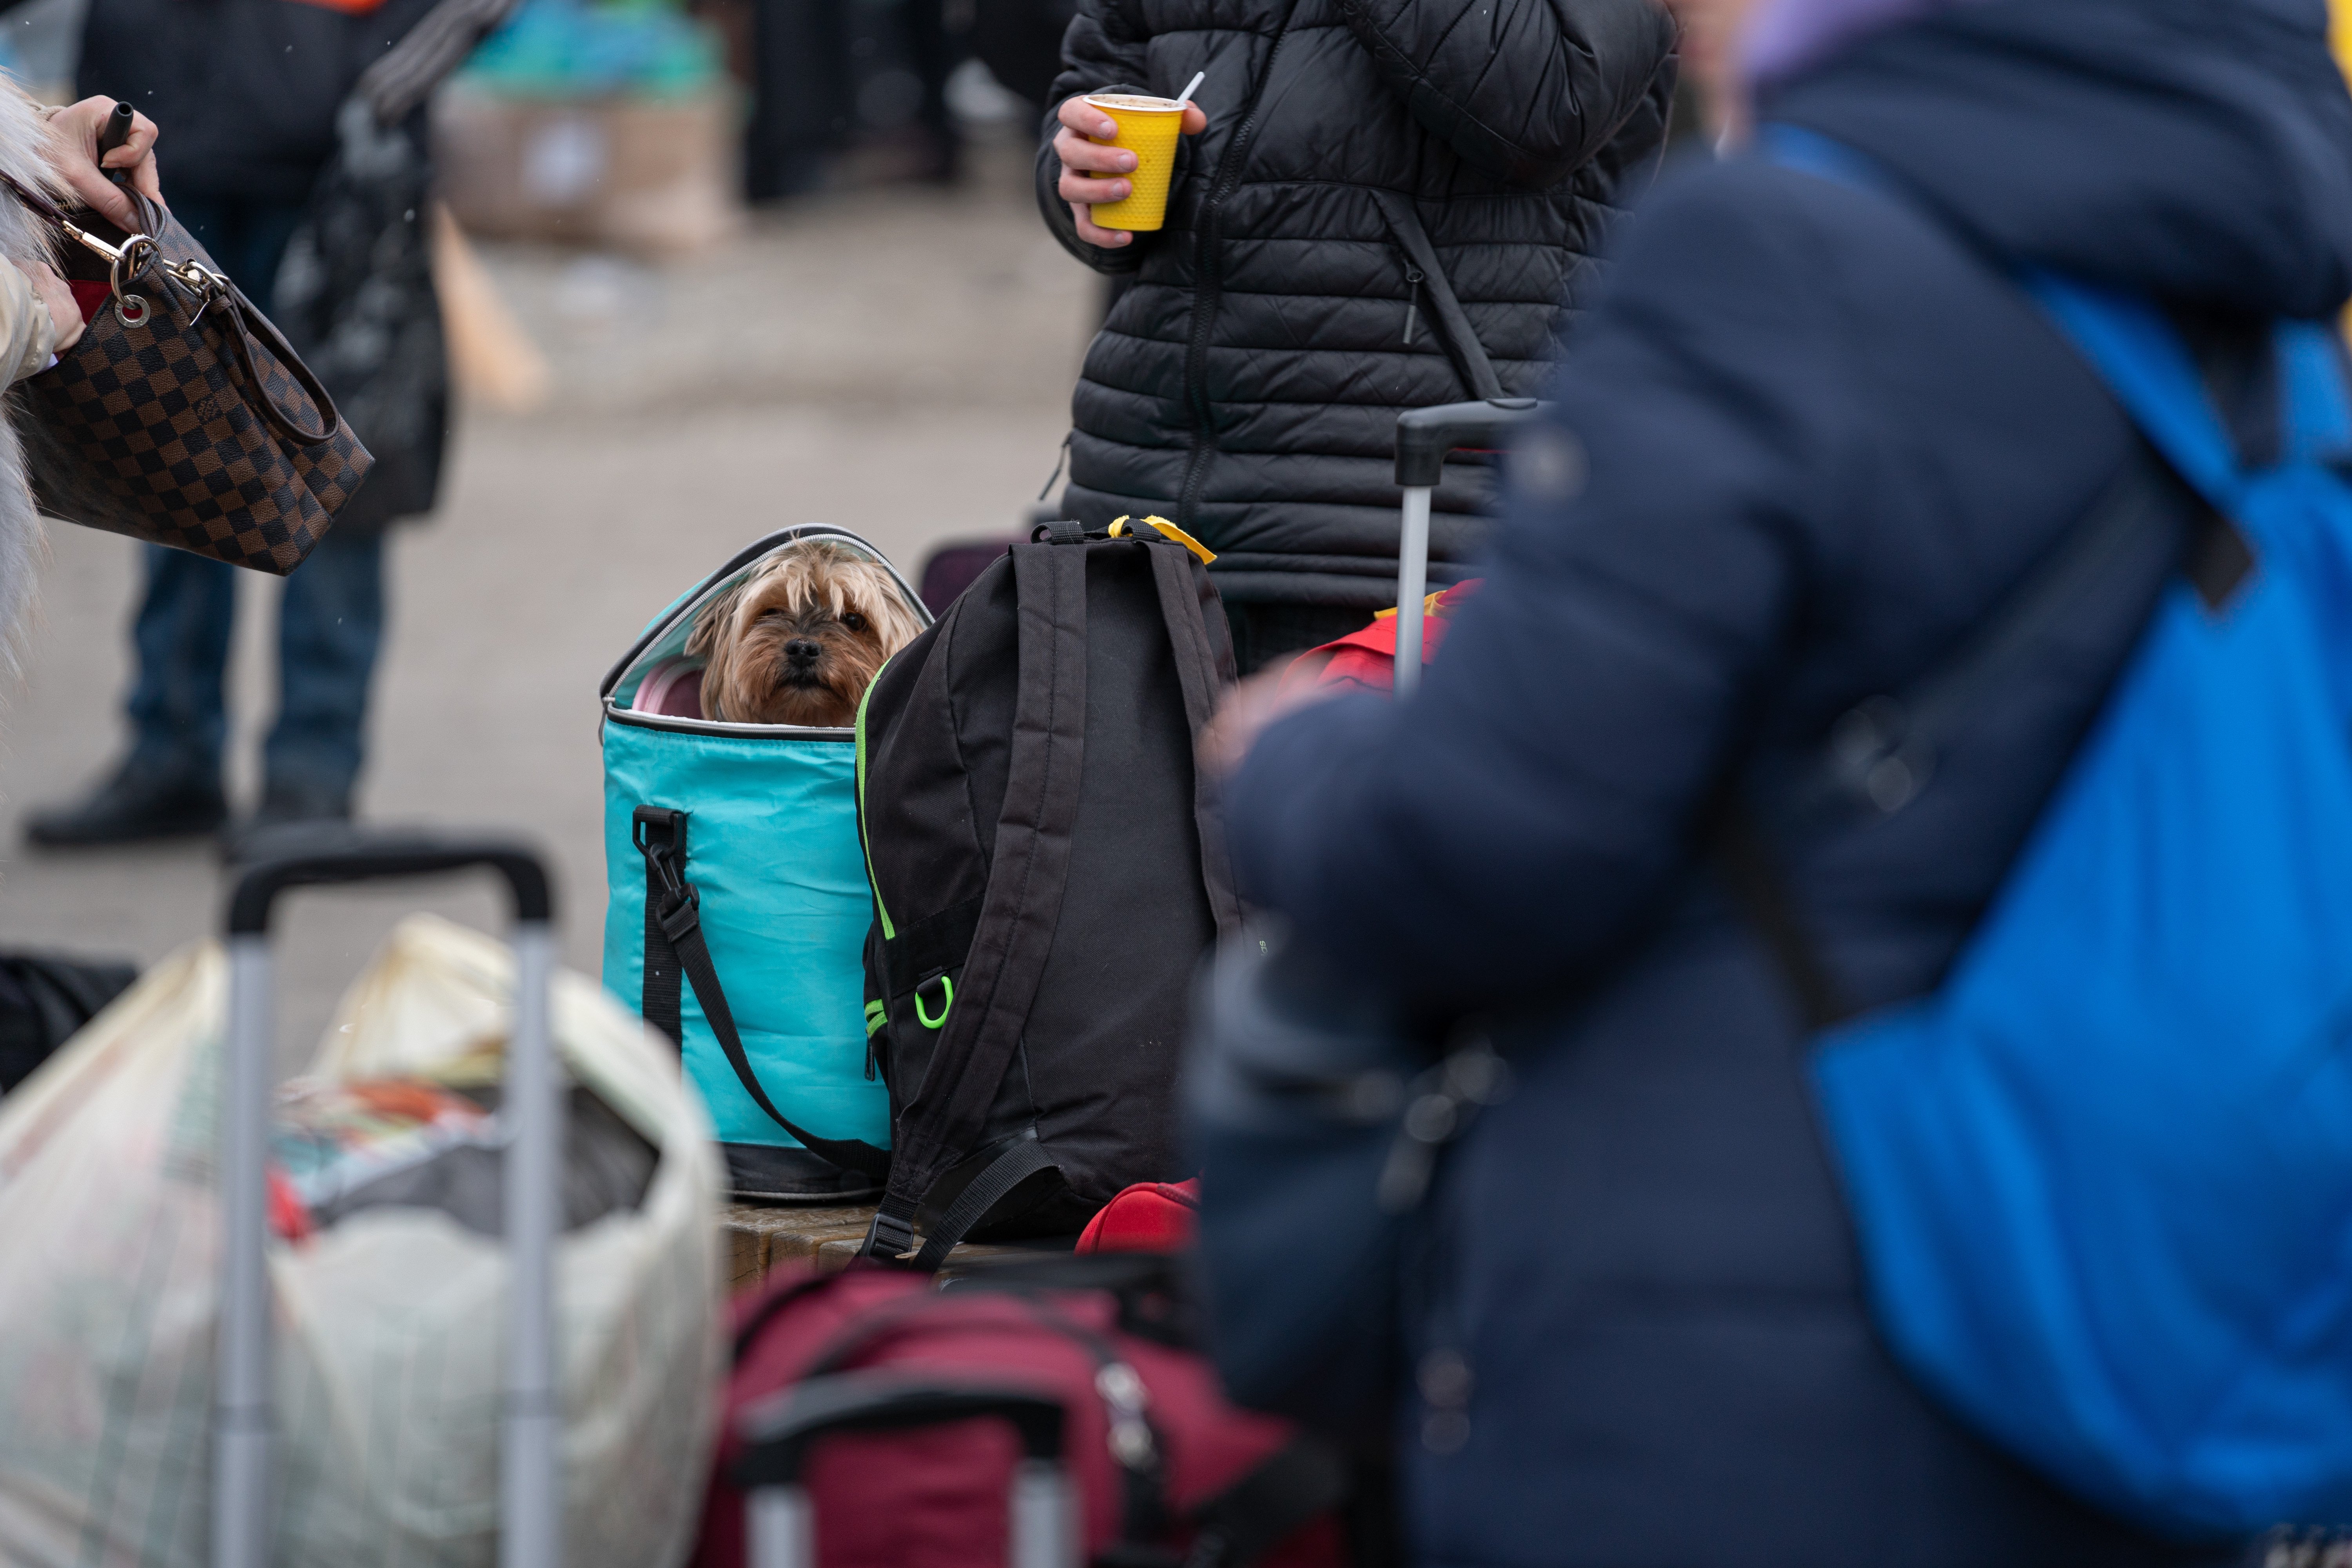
top-left (0, 913), bottom-right (725, 1568)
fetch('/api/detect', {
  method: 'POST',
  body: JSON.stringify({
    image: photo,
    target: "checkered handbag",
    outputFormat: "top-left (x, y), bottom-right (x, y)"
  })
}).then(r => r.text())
top-left (9, 181), bottom-right (373, 575)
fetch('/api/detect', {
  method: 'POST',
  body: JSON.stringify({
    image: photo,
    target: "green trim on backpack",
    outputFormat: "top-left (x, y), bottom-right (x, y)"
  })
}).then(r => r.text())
top-left (864, 998), bottom-right (887, 1038)
top-left (855, 654), bottom-right (896, 940)
top-left (914, 974), bottom-right (954, 1030)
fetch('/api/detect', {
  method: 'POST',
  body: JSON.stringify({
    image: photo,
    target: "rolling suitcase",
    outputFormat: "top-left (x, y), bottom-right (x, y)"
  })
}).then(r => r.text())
top-left (704, 1260), bottom-right (1351, 1568)
top-left (1390, 398), bottom-right (1549, 693)
top-left (214, 833), bottom-right (563, 1568)
top-left (735, 1375), bottom-right (1079, 1568)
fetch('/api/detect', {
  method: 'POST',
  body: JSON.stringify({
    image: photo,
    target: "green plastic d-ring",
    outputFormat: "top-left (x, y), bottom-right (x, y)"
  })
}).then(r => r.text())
top-left (915, 975), bottom-right (955, 1029)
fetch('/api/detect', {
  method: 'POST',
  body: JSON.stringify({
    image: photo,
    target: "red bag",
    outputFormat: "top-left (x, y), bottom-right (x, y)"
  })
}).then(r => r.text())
top-left (694, 1260), bottom-right (1350, 1568)
top-left (1275, 581), bottom-right (1481, 696)
top-left (1074, 1179), bottom-right (1201, 1254)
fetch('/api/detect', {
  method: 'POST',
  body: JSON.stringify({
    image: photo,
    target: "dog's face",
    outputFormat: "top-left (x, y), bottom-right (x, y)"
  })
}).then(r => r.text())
top-left (686, 541), bottom-right (922, 727)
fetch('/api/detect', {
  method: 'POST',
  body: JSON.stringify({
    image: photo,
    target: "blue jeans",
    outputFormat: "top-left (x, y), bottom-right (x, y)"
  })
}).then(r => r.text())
top-left (122, 195), bottom-right (387, 797)
top-left (127, 531), bottom-right (385, 795)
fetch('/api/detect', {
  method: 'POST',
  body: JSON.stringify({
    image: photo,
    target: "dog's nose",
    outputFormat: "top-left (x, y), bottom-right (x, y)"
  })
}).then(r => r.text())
top-left (784, 638), bottom-right (822, 663)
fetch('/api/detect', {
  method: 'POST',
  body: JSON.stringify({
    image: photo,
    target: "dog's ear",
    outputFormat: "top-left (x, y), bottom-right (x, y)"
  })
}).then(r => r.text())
top-left (684, 577), bottom-right (747, 659)
top-left (689, 577), bottom-right (752, 722)
top-left (841, 561), bottom-right (925, 657)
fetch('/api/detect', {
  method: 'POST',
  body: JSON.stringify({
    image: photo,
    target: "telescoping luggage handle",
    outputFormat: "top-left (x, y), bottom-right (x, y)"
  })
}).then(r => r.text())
top-left (735, 1373), bottom-right (1077, 1568)
top-left (1392, 397), bottom-right (1551, 695)
top-left (216, 833), bottom-right (561, 1568)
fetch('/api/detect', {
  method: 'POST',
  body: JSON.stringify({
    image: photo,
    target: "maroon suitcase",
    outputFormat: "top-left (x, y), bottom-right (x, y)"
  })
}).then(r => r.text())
top-left (693, 1259), bottom-right (1352, 1568)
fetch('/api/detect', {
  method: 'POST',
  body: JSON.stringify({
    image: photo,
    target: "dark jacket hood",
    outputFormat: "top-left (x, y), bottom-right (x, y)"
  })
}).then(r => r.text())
top-left (1763, 0), bottom-right (2352, 317)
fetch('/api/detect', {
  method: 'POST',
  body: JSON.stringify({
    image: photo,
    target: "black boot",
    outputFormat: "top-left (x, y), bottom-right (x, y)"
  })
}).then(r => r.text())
top-left (23, 759), bottom-right (227, 848)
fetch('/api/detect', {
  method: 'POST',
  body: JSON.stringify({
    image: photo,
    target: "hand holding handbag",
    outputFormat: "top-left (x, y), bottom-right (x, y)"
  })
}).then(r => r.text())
top-left (5, 175), bottom-right (373, 574)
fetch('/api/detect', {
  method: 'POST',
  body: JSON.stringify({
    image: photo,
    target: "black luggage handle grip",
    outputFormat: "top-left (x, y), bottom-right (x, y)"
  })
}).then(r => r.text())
top-left (735, 1373), bottom-right (1067, 1488)
top-left (1395, 397), bottom-right (1552, 488)
top-left (226, 829), bottom-right (554, 935)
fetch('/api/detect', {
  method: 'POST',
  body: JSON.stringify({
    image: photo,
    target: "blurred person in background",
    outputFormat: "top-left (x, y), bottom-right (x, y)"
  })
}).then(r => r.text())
top-left (1038, 0), bottom-right (1679, 673)
top-left (968, 0), bottom-right (1080, 113)
top-left (1205, 0), bottom-right (2349, 1561)
top-left (15, 0), bottom-right (499, 847)
top-left (1664, 0), bottom-right (1756, 144)
top-left (745, 0), bottom-right (966, 198)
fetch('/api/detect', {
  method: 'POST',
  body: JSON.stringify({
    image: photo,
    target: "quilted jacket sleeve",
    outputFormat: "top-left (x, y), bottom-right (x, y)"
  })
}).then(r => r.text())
top-left (1034, 0), bottom-right (1155, 274)
top-left (1339, 0), bottom-right (1678, 188)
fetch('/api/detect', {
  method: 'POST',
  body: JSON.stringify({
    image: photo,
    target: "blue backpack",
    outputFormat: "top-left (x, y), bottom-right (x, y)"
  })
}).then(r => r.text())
top-left (599, 526), bottom-right (931, 1201)
top-left (1766, 131), bottom-right (2352, 1538)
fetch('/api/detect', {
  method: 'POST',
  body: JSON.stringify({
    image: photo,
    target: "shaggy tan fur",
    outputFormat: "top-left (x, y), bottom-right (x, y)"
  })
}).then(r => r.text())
top-left (687, 539), bottom-right (922, 728)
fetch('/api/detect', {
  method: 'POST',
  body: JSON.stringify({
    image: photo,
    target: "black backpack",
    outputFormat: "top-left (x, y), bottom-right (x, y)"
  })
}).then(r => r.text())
top-left (854, 521), bottom-right (1242, 1267)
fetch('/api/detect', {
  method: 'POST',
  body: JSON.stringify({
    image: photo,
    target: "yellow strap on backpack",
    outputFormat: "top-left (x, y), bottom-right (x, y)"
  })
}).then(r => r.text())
top-left (1374, 590), bottom-right (1449, 621)
top-left (1107, 514), bottom-right (1218, 566)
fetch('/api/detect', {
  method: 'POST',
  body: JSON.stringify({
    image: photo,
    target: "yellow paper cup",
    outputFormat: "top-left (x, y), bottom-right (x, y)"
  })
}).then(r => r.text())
top-left (1082, 93), bottom-right (1186, 231)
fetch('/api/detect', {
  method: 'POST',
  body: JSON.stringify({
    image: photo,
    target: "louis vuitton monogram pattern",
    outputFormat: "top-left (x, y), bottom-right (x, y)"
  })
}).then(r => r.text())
top-left (20, 209), bottom-right (372, 576)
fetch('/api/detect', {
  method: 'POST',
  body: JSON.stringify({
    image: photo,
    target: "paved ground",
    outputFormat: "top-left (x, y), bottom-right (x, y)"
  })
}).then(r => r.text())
top-left (0, 130), bottom-right (1097, 1061)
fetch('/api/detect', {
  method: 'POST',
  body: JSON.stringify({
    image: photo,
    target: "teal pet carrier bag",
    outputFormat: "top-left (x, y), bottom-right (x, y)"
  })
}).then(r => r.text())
top-left (601, 526), bottom-right (931, 1200)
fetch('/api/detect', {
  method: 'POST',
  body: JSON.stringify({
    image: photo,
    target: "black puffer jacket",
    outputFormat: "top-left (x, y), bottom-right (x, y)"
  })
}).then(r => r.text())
top-left (1037, 0), bottom-right (1677, 606)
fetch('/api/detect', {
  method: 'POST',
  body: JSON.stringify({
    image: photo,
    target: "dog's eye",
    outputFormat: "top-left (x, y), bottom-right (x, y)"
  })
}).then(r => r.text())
top-left (842, 612), bottom-right (867, 631)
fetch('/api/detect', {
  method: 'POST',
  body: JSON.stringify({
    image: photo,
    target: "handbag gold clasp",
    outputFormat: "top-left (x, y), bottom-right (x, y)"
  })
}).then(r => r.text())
top-left (66, 229), bottom-right (227, 331)
top-left (60, 219), bottom-right (127, 264)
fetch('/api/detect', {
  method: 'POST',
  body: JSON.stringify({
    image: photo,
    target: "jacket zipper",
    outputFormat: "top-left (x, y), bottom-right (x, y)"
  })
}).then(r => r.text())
top-left (1401, 252), bottom-right (1425, 345)
top-left (1173, 9), bottom-right (1301, 532)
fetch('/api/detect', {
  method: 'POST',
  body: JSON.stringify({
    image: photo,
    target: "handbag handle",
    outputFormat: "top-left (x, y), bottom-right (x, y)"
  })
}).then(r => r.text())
top-left (213, 281), bottom-right (340, 446)
top-left (1, 172), bottom-right (346, 447)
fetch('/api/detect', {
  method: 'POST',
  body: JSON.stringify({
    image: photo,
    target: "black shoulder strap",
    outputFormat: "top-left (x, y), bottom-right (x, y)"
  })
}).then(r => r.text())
top-left (1372, 189), bottom-right (1506, 403)
top-left (1726, 442), bottom-right (2193, 1030)
top-left (1185, 1436), bottom-right (1352, 1568)
top-left (633, 807), bottom-right (891, 1179)
top-left (1143, 541), bottom-right (1245, 939)
top-left (1784, 447), bottom-right (2188, 827)
top-left (865, 541), bottom-right (1093, 1262)
top-left (909, 1135), bottom-right (1058, 1270)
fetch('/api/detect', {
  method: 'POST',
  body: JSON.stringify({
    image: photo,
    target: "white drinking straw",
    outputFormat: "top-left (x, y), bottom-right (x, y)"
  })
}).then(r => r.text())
top-left (1174, 70), bottom-right (1206, 110)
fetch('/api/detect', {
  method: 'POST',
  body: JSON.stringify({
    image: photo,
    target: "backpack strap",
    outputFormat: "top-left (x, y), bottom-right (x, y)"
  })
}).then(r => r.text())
top-left (1768, 446), bottom-right (2187, 836)
top-left (907, 1134), bottom-right (1058, 1270)
top-left (1728, 126), bottom-right (2229, 1028)
top-left (632, 807), bottom-right (891, 1180)
top-left (1184, 1436), bottom-right (1353, 1568)
top-left (1143, 541), bottom-right (1245, 938)
top-left (2276, 317), bottom-right (2352, 466)
top-left (2021, 276), bottom-right (2253, 514)
top-left (864, 541), bottom-right (1093, 1263)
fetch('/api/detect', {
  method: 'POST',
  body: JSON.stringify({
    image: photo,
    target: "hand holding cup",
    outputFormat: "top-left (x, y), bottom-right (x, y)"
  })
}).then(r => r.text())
top-left (1055, 93), bottom-right (1207, 249)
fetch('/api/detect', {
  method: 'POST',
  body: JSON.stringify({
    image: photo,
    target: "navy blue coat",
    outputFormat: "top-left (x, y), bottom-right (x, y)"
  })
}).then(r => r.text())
top-left (1221, 0), bottom-right (2352, 1562)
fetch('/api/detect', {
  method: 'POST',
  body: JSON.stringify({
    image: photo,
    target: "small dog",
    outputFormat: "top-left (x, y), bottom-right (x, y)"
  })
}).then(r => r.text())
top-left (688, 539), bottom-right (923, 727)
